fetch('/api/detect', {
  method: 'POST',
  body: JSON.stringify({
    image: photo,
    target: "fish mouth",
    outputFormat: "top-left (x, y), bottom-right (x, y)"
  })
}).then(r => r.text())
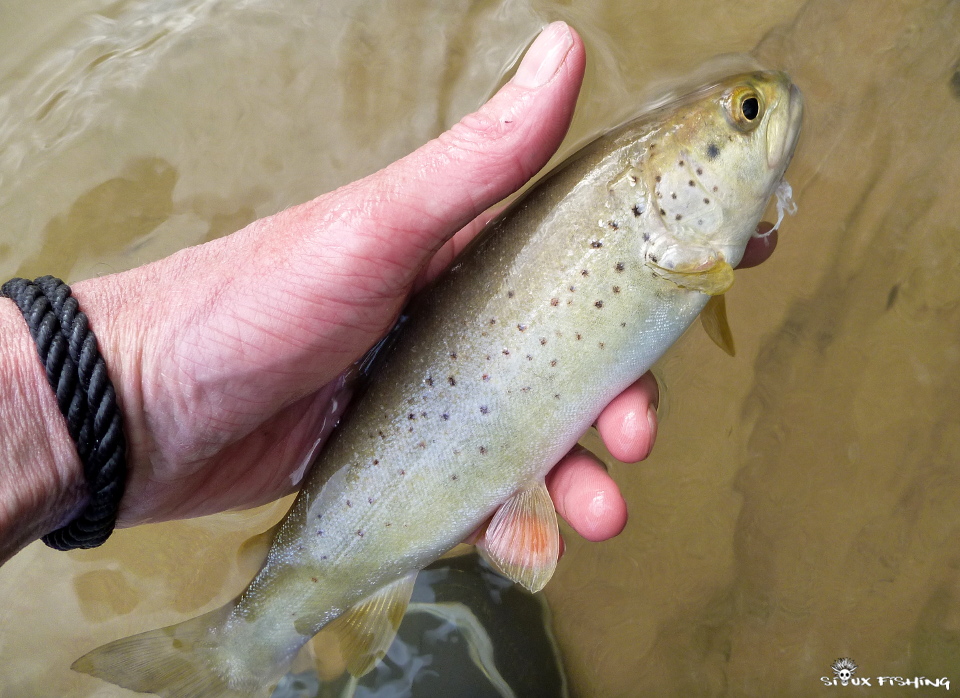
top-left (766, 80), bottom-right (803, 172)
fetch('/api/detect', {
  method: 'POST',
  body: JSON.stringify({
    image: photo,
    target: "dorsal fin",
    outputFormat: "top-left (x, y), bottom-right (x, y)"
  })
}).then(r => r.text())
top-left (476, 480), bottom-right (559, 593)
top-left (323, 571), bottom-right (417, 676)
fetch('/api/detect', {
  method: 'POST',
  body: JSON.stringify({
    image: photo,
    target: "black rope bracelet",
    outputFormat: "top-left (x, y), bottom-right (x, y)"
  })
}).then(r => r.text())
top-left (1, 276), bottom-right (126, 550)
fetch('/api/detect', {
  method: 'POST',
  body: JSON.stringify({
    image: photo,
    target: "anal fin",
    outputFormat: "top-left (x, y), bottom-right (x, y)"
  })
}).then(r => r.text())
top-left (477, 480), bottom-right (559, 593)
top-left (324, 571), bottom-right (417, 677)
top-left (700, 294), bottom-right (736, 356)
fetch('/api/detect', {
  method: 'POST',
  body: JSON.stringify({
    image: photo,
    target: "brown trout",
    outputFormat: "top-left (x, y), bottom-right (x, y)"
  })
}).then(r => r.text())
top-left (75, 70), bottom-right (802, 697)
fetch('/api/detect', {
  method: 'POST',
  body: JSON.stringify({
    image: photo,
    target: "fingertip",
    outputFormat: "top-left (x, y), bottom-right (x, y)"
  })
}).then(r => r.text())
top-left (595, 373), bottom-right (659, 463)
top-left (547, 452), bottom-right (628, 542)
top-left (738, 222), bottom-right (778, 269)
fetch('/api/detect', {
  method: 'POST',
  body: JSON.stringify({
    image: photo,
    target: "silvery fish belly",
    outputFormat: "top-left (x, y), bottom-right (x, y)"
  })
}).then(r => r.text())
top-left (74, 71), bottom-right (803, 697)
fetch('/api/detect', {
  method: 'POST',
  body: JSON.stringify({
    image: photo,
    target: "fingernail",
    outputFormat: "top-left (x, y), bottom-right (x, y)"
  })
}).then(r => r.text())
top-left (513, 22), bottom-right (574, 89)
top-left (645, 403), bottom-right (658, 458)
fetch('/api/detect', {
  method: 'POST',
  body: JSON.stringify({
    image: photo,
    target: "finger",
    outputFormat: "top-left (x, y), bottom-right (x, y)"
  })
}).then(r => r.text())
top-left (293, 22), bottom-right (586, 295)
top-left (595, 372), bottom-right (659, 463)
top-left (546, 450), bottom-right (627, 542)
top-left (737, 221), bottom-right (778, 269)
top-left (414, 204), bottom-right (507, 291)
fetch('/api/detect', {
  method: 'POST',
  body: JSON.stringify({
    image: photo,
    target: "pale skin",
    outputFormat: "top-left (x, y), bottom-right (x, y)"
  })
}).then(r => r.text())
top-left (0, 22), bottom-right (775, 565)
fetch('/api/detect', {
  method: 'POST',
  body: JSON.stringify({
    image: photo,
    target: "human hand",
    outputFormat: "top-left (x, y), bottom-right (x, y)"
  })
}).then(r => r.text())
top-left (54, 23), bottom-right (776, 547)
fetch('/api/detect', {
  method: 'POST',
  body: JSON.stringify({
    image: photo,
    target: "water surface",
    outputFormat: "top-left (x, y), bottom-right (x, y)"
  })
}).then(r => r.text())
top-left (1, 0), bottom-right (959, 696)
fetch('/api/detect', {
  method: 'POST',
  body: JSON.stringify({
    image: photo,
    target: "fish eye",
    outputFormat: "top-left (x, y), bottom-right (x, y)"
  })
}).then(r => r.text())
top-left (726, 87), bottom-right (764, 131)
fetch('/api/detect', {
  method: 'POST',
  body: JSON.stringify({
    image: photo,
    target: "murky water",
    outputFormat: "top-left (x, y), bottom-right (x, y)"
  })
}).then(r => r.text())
top-left (1, 0), bottom-right (959, 695)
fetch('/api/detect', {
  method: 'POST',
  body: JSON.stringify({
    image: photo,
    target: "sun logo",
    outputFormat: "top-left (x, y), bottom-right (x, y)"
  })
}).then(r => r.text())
top-left (831, 658), bottom-right (858, 686)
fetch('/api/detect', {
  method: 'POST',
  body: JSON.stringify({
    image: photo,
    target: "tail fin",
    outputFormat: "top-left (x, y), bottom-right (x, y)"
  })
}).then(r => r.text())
top-left (72, 603), bottom-right (273, 698)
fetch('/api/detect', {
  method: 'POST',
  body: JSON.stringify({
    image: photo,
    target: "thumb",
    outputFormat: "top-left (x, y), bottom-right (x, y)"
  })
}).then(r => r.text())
top-left (283, 21), bottom-right (585, 298)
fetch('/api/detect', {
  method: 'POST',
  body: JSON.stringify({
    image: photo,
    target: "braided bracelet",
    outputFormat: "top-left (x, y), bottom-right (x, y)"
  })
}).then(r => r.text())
top-left (1, 276), bottom-right (127, 550)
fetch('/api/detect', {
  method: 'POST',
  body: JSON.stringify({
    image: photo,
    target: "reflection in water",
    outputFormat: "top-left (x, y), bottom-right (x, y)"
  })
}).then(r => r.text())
top-left (2, 0), bottom-right (960, 696)
top-left (273, 554), bottom-right (566, 698)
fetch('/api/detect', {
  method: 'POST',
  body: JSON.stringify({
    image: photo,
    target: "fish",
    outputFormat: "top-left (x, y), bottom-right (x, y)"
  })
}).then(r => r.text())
top-left (73, 70), bottom-right (803, 697)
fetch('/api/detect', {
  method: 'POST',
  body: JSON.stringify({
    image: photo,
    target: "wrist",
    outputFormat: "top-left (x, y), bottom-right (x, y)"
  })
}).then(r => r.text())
top-left (0, 298), bottom-right (85, 563)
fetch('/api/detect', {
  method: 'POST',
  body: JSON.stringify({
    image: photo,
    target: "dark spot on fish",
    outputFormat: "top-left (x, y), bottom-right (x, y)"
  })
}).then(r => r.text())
top-left (599, 342), bottom-right (605, 349)
top-left (408, 427), bottom-right (414, 433)
top-left (489, 318), bottom-right (496, 325)
top-left (707, 143), bottom-right (720, 160)
top-left (373, 459), bottom-right (379, 465)
top-left (650, 254), bottom-right (659, 263)
top-left (713, 185), bottom-right (719, 192)
top-left (704, 198), bottom-right (711, 204)
top-left (678, 160), bottom-right (685, 167)
top-left (451, 474), bottom-right (458, 481)
top-left (595, 300), bottom-right (603, 308)
top-left (442, 413), bottom-right (449, 420)
top-left (502, 349), bottom-right (510, 356)
top-left (481, 331), bottom-right (487, 337)
top-left (317, 530), bottom-right (324, 536)
top-left (551, 297), bottom-right (559, 306)
top-left (448, 376), bottom-right (456, 386)
top-left (675, 214), bottom-right (683, 220)
top-left (671, 192), bottom-right (677, 199)
top-left (567, 299), bottom-right (573, 305)
top-left (486, 355), bottom-right (491, 361)
top-left (425, 377), bottom-right (433, 387)
top-left (688, 180), bottom-right (695, 187)
top-left (408, 413), bottom-right (415, 420)
top-left (480, 406), bottom-right (489, 414)
top-left (483, 374), bottom-right (490, 381)
top-left (621, 322), bottom-right (627, 327)
top-left (400, 469), bottom-right (406, 476)
top-left (655, 175), bottom-right (661, 182)
top-left (576, 333), bottom-right (582, 340)
top-left (346, 500), bottom-right (352, 507)
top-left (378, 430), bottom-right (385, 439)
top-left (357, 530), bottom-right (364, 537)
top-left (632, 204), bottom-right (642, 216)
top-left (421, 411), bottom-right (427, 418)
top-left (311, 577), bottom-right (318, 583)
top-left (385, 523), bottom-right (391, 527)
top-left (650, 143), bottom-right (656, 148)
top-left (521, 386), bottom-right (531, 392)
top-left (321, 555), bottom-right (328, 559)
top-left (569, 285), bottom-right (576, 292)
top-left (659, 208), bottom-right (666, 216)
top-left (550, 360), bottom-right (557, 367)
top-left (368, 497), bottom-right (375, 504)
top-left (613, 286), bottom-right (620, 293)
top-left (581, 269), bottom-right (589, 277)
top-left (417, 441), bottom-right (426, 448)
top-left (479, 446), bottom-right (487, 455)
top-left (607, 221), bottom-right (619, 230)
top-left (449, 352), bottom-right (457, 360)
top-left (554, 393), bottom-right (561, 399)
top-left (507, 290), bottom-right (515, 298)
top-left (539, 337), bottom-right (547, 345)
top-left (886, 283), bottom-right (900, 310)
top-left (526, 354), bottom-right (533, 361)
top-left (517, 323), bottom-right (526, 332)
top-left (616, 262), bottom-right (625, 272)
top-left (592, 240), bottom-right (603, 248)
top-left (697, 167), bottom-right (703, 175)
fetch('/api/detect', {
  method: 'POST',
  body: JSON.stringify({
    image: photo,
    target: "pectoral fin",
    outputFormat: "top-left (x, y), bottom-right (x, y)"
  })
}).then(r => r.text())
top-left (476, 480), bottom-right (559, 593)
top-left (323, 571), bottom-right (417, 677)
top-left (700, 294), bottom-right (736, 356)
top-left (651, 259), bottom-right (735, 296)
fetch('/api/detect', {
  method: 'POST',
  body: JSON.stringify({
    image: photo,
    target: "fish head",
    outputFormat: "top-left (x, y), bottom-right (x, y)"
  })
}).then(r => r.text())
top-left (638, 70), bottom-right (803, 270)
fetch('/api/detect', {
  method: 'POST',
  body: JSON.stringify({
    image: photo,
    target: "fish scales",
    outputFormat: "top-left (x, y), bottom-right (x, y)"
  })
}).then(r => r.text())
top-left (73, 70), bottom-right (802, 697)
